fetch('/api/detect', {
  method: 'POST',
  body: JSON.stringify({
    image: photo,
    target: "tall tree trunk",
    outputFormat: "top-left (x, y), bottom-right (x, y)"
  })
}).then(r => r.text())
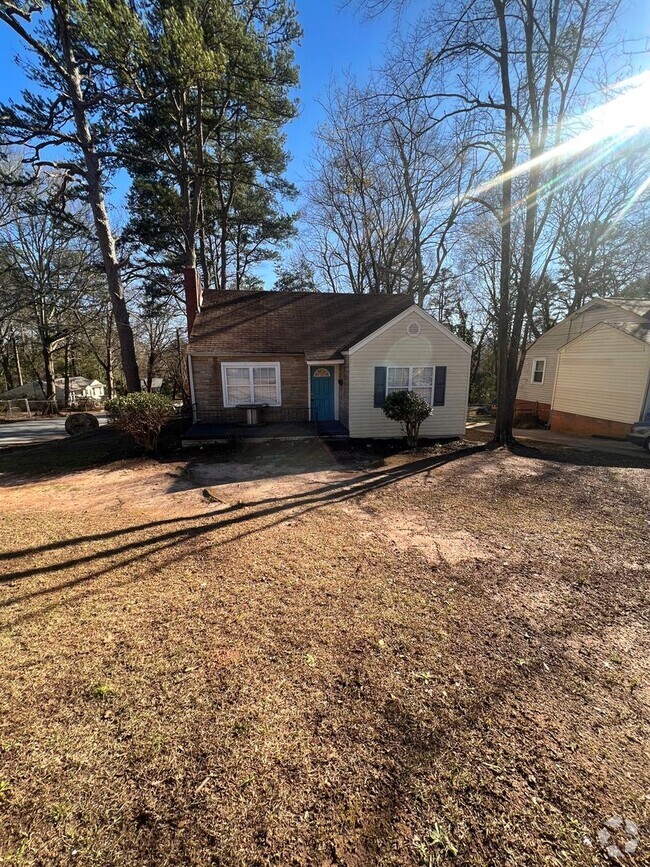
top-left (54, 3), bottom-right (140, 393)
top-left (0, 352), bottom-right (13, 391)
top-left (40, 339), bottom-right (59, 416)
top-left (12, 333), bottom-right (22, 386)
top-left (492, 0), bottom-right (517, 446)
top-left (198, 198), bottom-right (211, 292)
top-left (146, 351), bottom-right (154, 392)
top-left (105, 345), bottom-right (113, 400)
top-left (63, 340), bottom-right (70, 406)
top-left (219, 220), bottom-right (228, 291)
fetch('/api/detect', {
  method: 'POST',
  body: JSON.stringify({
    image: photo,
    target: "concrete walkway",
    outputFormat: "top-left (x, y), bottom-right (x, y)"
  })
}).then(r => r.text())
top-left (0, 414), bottom-right (109, 448)
top-left (466, 420), bottom-right (650, 460)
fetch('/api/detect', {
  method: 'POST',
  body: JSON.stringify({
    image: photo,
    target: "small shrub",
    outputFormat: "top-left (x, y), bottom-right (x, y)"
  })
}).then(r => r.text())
top-left (76, 396), bottom-right (98, 411)
top-left (105, 392), bottom-right (174, 453)
top-left (382, 390), bottom-right (432, 449)
top-left (89, 682), bottom-right (114, 700)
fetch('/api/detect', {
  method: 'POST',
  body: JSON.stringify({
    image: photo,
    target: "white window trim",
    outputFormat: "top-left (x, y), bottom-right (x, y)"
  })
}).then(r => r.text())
top-left (531, 357), bottom-right (546, 385)
top-left (221, 362), bottom-right (282, 407)
top-left (386, 365), bottom-right (436, 405)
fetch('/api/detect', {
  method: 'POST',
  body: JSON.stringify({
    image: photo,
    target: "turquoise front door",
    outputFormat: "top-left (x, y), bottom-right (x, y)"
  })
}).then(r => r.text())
top-left (310, 366), bottom-right (335, 421)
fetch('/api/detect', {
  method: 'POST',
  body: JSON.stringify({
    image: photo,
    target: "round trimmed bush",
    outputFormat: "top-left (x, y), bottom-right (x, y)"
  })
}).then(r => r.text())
top-left (382, 390), bottom-right (432, 449)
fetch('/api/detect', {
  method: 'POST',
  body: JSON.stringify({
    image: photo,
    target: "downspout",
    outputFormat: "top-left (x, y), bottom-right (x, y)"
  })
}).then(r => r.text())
top-left (187, 354), bottom-right (197, 423)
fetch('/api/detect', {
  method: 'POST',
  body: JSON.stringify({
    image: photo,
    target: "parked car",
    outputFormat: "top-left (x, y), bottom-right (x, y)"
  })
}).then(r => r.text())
top-left (627, 420), bottom-right (650, 452)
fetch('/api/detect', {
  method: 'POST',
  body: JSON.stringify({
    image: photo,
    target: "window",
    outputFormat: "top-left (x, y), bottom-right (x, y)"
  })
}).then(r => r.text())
top-left (222, 363), bottom-right (281, 406)
top-left (531, 358), bottom-right (546, 385)
top-left (387, 366), bottom-right (435, 404)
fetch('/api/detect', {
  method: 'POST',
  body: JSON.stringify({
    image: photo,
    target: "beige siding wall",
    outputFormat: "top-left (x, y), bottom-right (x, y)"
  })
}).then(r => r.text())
top-left (348, 310), bottom-right (471, 438)
top-left (553, 325), bottom-right (650, 423)
top-left (517, 302), bottom-right (644, 406)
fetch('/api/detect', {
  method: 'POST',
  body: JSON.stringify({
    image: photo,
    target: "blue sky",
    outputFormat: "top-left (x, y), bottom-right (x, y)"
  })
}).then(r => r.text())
top-left (0, 2), bottom-right (398, 283)
top-left (0, 0), bottom-right (649, 285)
top-left (0, 2), bottom-right (396, 199)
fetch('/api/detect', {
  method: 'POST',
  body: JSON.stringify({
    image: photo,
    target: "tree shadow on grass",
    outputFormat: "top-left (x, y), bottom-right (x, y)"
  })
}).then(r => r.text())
top-left (0, 444), bottom-right (490, 626)
top-left (0, 427), bottom-right (143, 486)
top-left (467, 429), bottom-right (650, 469)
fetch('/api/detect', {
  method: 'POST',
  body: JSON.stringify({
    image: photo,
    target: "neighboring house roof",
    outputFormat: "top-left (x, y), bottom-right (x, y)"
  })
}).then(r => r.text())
top-left (560, 320), bottom-right (650, 350)
top-left (141, 377), bottom-right (164, 389)
top-left (0, 377), bottom-right (105, 401)
top-left (54, 376), bottom-right (104, 390)
top-left (524, 295), bottom-right (650, 351)
top-left (189, 290), bottom-right (416, 359)
top-left (603, 297), bottom-right (650, 318)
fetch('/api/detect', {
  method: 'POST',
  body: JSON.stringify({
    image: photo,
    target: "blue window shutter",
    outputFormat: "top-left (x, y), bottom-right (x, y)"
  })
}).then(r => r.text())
top-left (433, 366), bottom-right (447, 406)
top-left (374, 367), bottom-right (387, 407)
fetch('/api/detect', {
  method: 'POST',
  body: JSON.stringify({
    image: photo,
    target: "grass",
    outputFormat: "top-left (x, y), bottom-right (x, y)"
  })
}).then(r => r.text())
top-left (0, 432), bottom-right (648, 865)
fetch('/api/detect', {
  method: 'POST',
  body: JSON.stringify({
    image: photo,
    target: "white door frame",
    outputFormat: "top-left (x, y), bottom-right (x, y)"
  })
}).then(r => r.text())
top-left (307, 361), bottom-right (343, 421)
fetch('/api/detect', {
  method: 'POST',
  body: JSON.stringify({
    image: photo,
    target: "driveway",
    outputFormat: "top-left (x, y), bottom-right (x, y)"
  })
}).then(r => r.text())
top-left (0, 414), bottom-right (109, 447)
top-left (467, 419), bottom-right (650, 459)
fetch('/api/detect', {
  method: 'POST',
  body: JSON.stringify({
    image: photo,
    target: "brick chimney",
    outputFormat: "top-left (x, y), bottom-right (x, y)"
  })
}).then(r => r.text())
top-left (183, 267), bottom-right (203, 335)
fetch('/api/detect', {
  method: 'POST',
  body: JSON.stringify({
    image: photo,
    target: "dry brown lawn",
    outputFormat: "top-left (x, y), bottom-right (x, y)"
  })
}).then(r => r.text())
top-left (0, 431), bottom-right (648, 866)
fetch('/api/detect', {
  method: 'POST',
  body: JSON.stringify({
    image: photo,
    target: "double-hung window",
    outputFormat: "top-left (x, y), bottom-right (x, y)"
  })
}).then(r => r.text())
top-left (386, 366), bottom-right (435, 404)
top-left (531, 358), bottom-right (546, 384)
top-left (222, 363), bottom-right (281, 406)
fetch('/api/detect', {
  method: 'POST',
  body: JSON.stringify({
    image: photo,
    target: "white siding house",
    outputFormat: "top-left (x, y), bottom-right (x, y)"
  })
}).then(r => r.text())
top-left (516, 297), bottom-right (650, 436)
top-left (553, 324), bottom-right (650, 431)
top-left (346, 307), bottom-right (471, 439)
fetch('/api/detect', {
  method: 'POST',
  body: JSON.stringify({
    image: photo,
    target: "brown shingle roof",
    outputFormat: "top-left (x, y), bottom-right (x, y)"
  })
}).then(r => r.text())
top-left (189, 290), bottom-right (416, 359)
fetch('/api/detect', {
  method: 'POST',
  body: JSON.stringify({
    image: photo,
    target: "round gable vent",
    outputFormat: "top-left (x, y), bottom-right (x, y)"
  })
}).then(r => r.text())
top-left (407, 321), bottom-right (421, 337)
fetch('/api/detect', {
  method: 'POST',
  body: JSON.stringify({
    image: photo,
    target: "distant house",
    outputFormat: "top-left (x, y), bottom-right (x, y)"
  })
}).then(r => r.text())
top-left (516, 297), bottom-right (650, 437)
top-left (0, 376), bottom-right (105, 405)
top-left (184, 281), bottom-right (471, 440)
top-left (58, 377), bottom-right (105, 403)
top-left (141, 377), bottom-right (164, 392)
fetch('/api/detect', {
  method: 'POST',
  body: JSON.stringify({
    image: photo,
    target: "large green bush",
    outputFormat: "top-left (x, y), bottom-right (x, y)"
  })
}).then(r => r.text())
top-left (105, 392), bottom-right (174, 453)
top-left (382, 390), bottom-right (432, 449)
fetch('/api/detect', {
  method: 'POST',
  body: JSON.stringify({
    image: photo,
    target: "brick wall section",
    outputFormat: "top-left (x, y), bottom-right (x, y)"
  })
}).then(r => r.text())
top-left (515, 399), bottom-right (551, 423)
top-left (191, 354), bottom-right (309, 423)
top-left (550, 409), bottom-right (632, 438)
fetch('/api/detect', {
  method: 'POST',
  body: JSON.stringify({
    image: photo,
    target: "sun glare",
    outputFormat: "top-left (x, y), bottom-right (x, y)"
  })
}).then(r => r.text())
top-left (464, 69), bottom-right (650, 216)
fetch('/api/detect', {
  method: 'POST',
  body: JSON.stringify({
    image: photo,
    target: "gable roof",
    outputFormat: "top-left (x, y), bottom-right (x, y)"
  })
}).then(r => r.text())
top-left (54, 376), bottom-right (104, 389)
top-left (524, 295), bottom-right (650, 352)
top-left (189, 290), bottom-right (416, 359)
top-left (560, 319), bottom-right (650, 351)
top-left (603, 297), bottom-right (650, 317)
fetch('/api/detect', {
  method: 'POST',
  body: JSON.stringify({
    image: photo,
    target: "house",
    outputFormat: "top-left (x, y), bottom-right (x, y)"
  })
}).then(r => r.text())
top-left (184, 279), bottom-right (471, 442)
top-left (141, 377), bottom-right (164, 392)
top-left (0, 376), bottom-right (105, 405)
top-left (516, 297), bottom-right (650, 437)
top-left (58, 377), bottom-right (106, 403)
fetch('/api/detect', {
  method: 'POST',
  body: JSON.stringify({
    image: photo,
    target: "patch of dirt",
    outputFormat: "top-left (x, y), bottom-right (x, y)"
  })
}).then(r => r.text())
top-left (375, 511), bottom-right (494, 565)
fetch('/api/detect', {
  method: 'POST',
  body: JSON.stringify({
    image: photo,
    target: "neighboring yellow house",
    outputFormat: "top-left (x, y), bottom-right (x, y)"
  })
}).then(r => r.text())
top-left (516, 297), bottom-right (650, 437)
